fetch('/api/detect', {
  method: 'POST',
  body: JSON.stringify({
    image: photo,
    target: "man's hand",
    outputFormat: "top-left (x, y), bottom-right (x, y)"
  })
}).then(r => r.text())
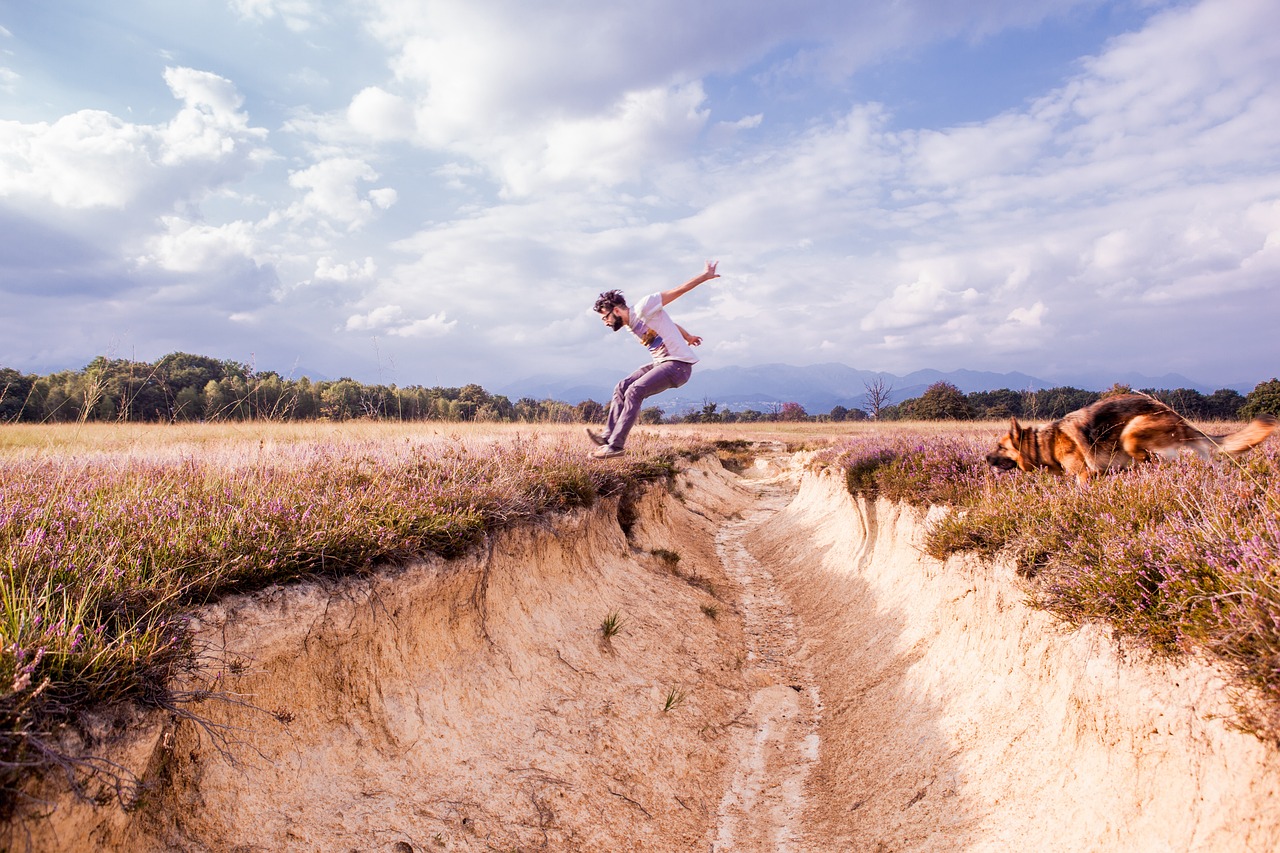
top-left (661, 259), bottom-right (722, 306)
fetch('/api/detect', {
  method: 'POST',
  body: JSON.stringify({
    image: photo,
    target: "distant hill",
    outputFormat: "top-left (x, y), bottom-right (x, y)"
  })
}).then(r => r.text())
top-left (500, 363), bottom-right (1226, 415)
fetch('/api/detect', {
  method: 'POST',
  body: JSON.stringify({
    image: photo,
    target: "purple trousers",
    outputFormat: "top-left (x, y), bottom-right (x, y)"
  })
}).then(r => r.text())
top-left (603, 360), bottom-right (693, 449)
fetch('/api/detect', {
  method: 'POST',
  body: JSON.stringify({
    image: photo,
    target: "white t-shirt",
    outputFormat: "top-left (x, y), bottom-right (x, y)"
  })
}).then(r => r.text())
top-left (628, 292), bottom-right (698, 364)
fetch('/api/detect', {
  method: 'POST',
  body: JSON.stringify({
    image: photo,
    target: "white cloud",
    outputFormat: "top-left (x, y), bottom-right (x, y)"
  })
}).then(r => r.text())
top-left (388, 312), bottom-right (457, 337)
top-left (500, 82), bottom-right (710, 194)
top-left (140, 216), bottom-right (262, 273)
top-left (315, 256), bottom-right (377, 282)
top-left (345, 304), bottom-right (403, 331)
top-left (347, 86), bottom-right (415, 142)
top-left (0, 67), bottom-right (268, 210)
top-left (345, 305), bottom-right (456, 337)
top-left (286, 157), bottom-right (393, 230)
top-left (6, 0), bottom-right (1280, 389)
top-left (860, 276), bottom-right (981, 334)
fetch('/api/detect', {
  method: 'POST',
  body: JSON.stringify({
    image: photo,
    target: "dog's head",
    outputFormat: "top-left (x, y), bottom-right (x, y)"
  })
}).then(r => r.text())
top-left (986, 418), bottom-right (1028, 472)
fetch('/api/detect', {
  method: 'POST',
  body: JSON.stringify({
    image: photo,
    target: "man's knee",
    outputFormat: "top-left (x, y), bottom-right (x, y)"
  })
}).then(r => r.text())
top-left (624, 385), bottom-right (652, 405)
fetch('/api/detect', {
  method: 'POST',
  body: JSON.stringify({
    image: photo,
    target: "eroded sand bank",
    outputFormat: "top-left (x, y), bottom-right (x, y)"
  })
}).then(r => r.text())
top-left (10, 452), bottom-right (1280, 851)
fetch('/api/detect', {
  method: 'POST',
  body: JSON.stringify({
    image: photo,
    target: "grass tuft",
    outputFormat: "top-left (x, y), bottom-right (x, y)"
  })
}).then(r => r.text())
top-left (600, 611), bottom-right (626, 641)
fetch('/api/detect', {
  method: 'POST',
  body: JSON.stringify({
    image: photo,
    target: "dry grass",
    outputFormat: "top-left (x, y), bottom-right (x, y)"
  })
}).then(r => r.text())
top-left (0, 421), bottom-right (710, 815)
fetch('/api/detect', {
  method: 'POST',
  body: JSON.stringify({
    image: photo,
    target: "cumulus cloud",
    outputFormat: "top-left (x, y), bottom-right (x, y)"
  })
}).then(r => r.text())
top-left (286, 157), bottom-right (395, 230)
top-left (0, 67), bottom-right (268, 210)
top-left (347, 86), bottom-right (416, 141)
top-left (140, 217), bottom-right (262, 273)
top-left (315, 256), bottom-right (377, 282)
top-left (7, 0), bottom-right (1280, 388)
top-left (345, 305), bottom-right (456, 337)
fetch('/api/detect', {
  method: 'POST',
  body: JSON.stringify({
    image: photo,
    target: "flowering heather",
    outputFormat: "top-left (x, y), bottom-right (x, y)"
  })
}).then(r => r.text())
top-left (823, 427), bottom-right (1280, 743)
top-left (0, 428), bottom-right (703, 812)
top-left (813, 431), bottom-right (992, 507)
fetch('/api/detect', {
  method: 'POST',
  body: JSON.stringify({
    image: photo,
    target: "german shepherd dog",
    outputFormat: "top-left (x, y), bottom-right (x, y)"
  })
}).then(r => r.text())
top-left (986, 393), bottom-right (1277, 484)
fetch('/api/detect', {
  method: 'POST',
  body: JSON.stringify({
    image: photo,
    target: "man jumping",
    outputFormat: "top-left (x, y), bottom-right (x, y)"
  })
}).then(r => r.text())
top-left (587, 260), bottom-right (720, 459)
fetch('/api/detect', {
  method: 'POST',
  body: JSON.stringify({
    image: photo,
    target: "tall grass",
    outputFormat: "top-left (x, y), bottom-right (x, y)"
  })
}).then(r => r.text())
top-left (0, 426), bottom-right (706, 815)
top-left (817, 425), bottom-right (1280, 743)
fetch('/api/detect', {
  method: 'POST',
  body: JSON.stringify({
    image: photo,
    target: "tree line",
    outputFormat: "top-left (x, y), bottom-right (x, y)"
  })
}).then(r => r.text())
top-left (0, 353), bottom-right (600, 424)
top-left (2, 353), bottom-right (1277, 424)
top-left (871, 380), bottom-right (1280, 421)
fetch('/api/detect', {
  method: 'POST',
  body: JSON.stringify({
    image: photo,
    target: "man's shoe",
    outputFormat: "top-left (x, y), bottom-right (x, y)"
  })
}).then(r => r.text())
top-left (590, 445), bottom-right (624, 459)
top-left (585, 428), bottom-right (607, 446)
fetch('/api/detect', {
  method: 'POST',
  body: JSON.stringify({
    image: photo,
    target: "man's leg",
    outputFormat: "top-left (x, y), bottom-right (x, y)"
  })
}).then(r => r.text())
top-left (605, 360), bottom-right (692, 450)
top-left (602, 364), bottom-right (653, 445)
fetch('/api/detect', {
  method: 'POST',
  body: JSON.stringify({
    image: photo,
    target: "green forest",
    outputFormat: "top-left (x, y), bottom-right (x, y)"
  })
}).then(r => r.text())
top-left (1, 353), bottom-right (1277, 424)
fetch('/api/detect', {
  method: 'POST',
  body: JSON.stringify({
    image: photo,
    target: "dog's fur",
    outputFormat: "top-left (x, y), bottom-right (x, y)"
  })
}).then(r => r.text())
top-left (986, 393), bottom-right (1277, 484)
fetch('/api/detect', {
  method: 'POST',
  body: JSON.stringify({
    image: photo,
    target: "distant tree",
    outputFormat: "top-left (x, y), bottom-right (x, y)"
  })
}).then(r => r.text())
top-left (828, 405), bottom-right (849, 422)
top-left (863, 377), bottom-right (894, 419)
top-left (0, 368), bottom-right (35, 422)
top-left (1153, 388), bottom-right (1208, 419)
top-left (1240, 379), bottom-right (1280, 419)
top-left (203, 380), bottom-right (227, 420)
top-left (640, 406), bottom-right (664, 424)
top-left (778, 401), bottom-right (809, 422)
top-left (575, 399), bottom-right (606, 423)
top-left (966, 388), bottom-right (1024, 420)
top-left (1203, 388), bottom-right (1245, 420)
top-left (912, 381), bottom-right (974, 420)
top-left (1100, 382), bottom-right (1134, 399)
top-left (514, 397), bottom-right (544, 422)
top-left (320, 379), bottom-right (364, 420)
top-left (1037, 387), bottom-right (1098, 419)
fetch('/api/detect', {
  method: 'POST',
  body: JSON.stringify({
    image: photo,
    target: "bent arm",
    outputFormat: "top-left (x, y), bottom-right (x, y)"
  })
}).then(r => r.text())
top-left (660, 260), bottom-right (719, 306)
top-left (677, 324), bottom-right (702, 346)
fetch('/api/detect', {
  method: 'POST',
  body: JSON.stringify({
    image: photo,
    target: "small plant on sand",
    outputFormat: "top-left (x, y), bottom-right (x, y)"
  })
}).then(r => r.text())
top-left (701, 603), bottom-right (719, 620)
top-left (662, 686), bottom-right (687, 712)
top-left (651, 548), bottom-right (681, 568)
top-left (600, 610), bottom-right (626, 641)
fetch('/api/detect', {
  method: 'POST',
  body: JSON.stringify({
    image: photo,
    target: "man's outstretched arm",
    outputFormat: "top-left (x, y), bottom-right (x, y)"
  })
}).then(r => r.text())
top-left (660, 260), bottom-right (719, 306)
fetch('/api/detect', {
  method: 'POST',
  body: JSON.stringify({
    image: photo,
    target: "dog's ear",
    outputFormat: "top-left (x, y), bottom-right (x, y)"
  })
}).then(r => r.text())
top-left (1009, 417), bottom-right (1022, 438)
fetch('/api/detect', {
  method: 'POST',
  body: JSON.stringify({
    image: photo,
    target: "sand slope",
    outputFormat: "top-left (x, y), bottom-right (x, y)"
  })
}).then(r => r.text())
top-left (10, 452), bottom-right (1280, 851)
top-left (747, 466), bottom-right (1280, 851)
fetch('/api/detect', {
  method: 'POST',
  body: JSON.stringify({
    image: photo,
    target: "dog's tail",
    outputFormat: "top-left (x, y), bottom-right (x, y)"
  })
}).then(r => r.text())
top-left (1211, 414), bottom-right (1278, 457)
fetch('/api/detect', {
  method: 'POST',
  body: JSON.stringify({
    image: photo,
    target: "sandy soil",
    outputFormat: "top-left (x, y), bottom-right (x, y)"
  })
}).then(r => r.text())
top-left (10, 449), bottom-right (1280, 851)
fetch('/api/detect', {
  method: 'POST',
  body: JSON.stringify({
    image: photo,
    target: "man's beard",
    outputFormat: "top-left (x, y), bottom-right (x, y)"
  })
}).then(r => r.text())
top-left (608, 315), bottom-right (624, 331)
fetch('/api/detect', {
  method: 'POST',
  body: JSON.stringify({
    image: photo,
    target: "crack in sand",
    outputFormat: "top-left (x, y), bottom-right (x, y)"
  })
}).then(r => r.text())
top-left (711, 478), bottom-right (822, 852)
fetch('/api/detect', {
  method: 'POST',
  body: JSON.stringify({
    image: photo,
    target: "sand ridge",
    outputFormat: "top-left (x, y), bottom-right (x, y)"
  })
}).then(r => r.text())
top-left (9, 449), bottom-right (1280, 851)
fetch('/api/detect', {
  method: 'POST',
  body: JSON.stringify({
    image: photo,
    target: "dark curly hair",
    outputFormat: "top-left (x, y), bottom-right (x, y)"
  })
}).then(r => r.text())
top-left (593, 289), bottom-right (626, 314)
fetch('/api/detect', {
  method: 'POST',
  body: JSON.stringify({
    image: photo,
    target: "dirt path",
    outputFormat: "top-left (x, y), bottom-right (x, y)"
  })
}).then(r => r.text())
top-left (709, 473), bottom-right (823, 852)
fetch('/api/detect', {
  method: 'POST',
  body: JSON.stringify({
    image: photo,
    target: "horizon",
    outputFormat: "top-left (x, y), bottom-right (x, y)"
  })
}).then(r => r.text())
top-left (4, 0), bottom-right (1279, 390)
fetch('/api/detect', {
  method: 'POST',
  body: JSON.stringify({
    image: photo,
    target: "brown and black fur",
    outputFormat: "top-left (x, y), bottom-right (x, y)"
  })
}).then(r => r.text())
top-left (986, 393), bottom-right (1277, 484)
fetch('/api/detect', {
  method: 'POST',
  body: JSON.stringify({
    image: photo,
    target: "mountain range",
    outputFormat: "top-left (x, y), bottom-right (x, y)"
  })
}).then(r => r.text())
top-left (500, 363), bottom-right (1244, 415)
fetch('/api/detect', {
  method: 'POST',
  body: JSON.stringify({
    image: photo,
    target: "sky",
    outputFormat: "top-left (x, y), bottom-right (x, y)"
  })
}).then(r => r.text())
top-left (2, 0), bottom-right (1278, 392)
